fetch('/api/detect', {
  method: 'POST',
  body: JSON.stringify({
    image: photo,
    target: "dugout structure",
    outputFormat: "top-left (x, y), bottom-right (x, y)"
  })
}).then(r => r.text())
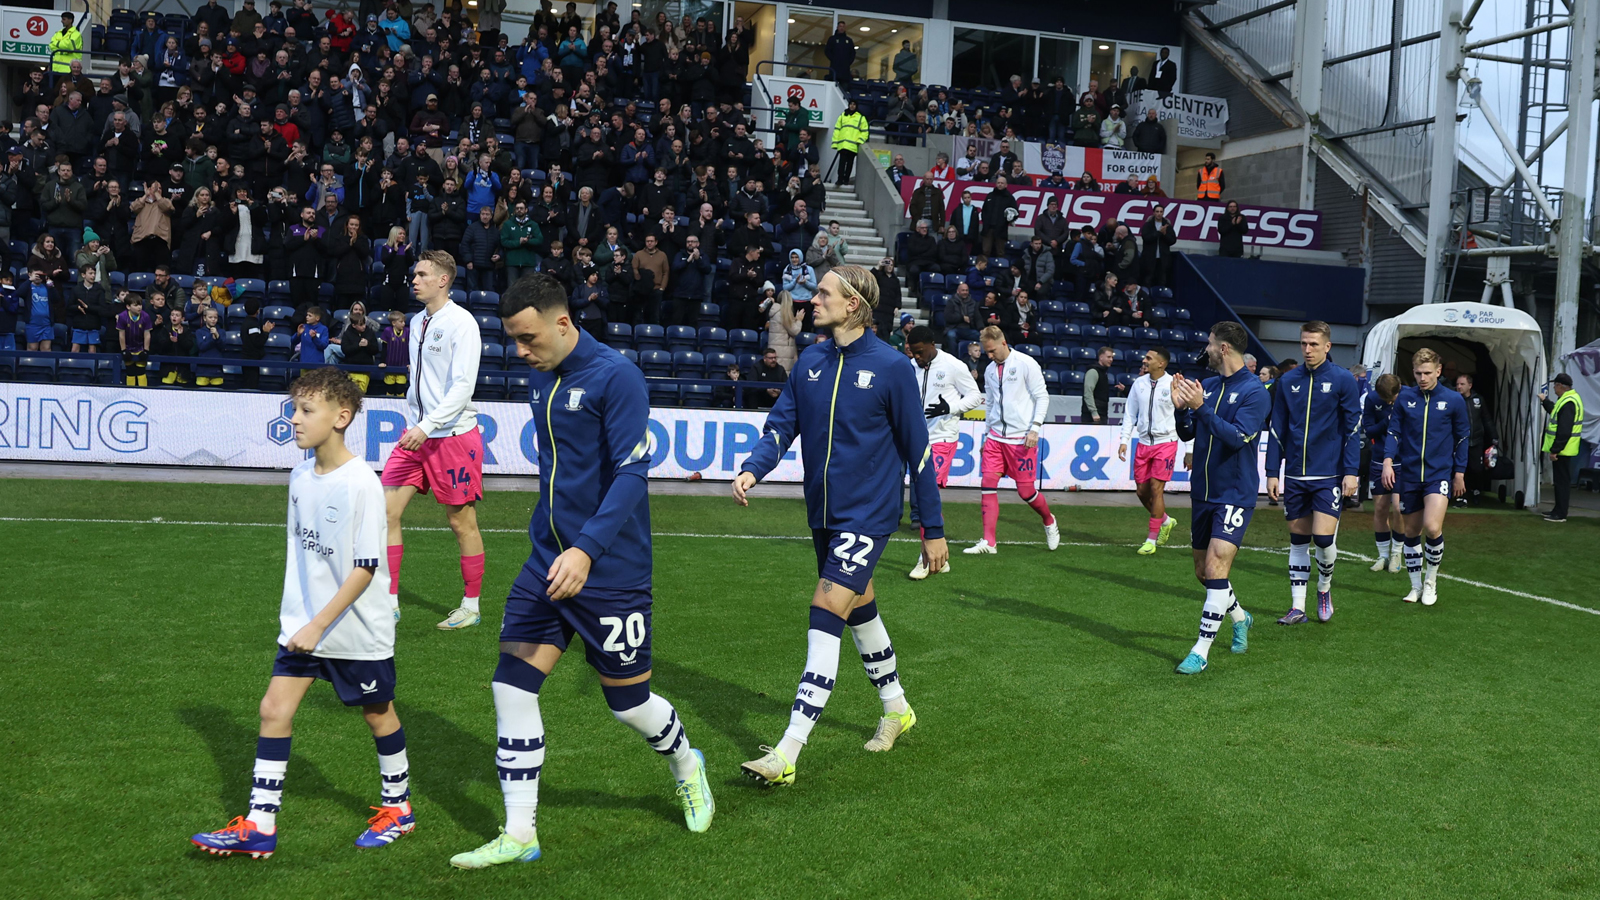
top-left (1362, 302), bottom-right (1548, 509)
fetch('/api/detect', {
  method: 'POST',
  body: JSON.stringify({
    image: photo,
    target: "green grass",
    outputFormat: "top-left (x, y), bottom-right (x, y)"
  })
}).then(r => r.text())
top-left (1, 478), bottom-right (1598, 900)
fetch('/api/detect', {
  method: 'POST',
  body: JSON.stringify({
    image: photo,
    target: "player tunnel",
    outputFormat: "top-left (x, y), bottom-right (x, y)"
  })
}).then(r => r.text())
top-left (1362, 302), bottom-right (1548, 509)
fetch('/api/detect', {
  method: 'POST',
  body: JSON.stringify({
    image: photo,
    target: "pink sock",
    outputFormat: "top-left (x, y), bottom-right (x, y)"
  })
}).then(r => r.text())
top-left (1019, 484), bottom-right (1054, 526)
top-left (387, 544), bottom-right (404, 595)
top-left (981, 492), bottom-right (999, 546)
top-left (1148, 516), bottom-right (1163, 540)
top-left (460, 553), bottom-right (485, 599)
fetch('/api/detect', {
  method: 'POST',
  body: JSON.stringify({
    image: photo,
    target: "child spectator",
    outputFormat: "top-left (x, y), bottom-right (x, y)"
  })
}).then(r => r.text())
top-left (194, 306), bottom-right (225, 386)
top-left (185, 282), bottom-right (219, 326)
top-left (0, 272), bottom-right (19, 352)
top-left (379, 310), bottom-right (409, 395)
top-left (23, 267), bottom-right (59, 351)
top-left (116, 294), bottom-right (154, 386)
top-left (69, 264), bottom-right (111, 353)
top-left (238, 298), bottom-right (271, 391)
top-left (154, 307), bottom-right (194, 384)
top-left (712, 363), bottom-right (743, 409)
top-left (295, 306), bottom-right (330, 365)
top-left (337, 303), bottom-right (382, 393)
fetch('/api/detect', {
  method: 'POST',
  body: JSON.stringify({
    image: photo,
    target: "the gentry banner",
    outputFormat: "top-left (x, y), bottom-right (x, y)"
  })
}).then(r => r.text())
top-left (0, 383), bottom-right (1270, 491)
top-left (900, 176), bottom-right (1324, 250)
top-left (1126, 90), bottom-right (1230, 140)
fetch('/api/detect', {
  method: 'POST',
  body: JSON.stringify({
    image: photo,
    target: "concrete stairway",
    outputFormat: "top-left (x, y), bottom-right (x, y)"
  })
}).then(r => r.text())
top-left (822, 185), bottom-right (925, 326)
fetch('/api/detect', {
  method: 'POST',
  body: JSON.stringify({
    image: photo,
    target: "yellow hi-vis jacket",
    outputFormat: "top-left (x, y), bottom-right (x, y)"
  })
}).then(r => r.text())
top-left (831, 110), bottom-right (869, 153)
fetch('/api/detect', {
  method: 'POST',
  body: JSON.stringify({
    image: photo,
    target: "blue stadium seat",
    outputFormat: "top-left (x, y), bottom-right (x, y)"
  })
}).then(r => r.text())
top-left (169, 274), bottom-right (195, 291)
top-left (221, 365), bottom-right (243, 389)
top-left (1190, 330), bottom-right (1209, 346)
top-left (1045, 346), bottom-right (1073, 371)
top-left (480, 342), bottom-right (505, 370)
top-left (639, 350), bottom-right (672, 377)
top-left (1151, 287), bottom-right (1175, 302)
top-left (235, 278), bottom-right (266, 300)
top-left (705, 351), bottom-right (738, 373)
top-left (698, 327), bottom-right (727, 349)
top-left (468, 290), bottom-right (500, 313)
top-left (681, 383), bottom-right (714, 408)
top-left (1039, 300), bottom-right (1066, 323)
top-left (618, 348), bottom-right (639, 364)
top-left (222, 330), bottom-right (243, 358)
top-left (605, 322), bottom-right (633, 350)
top-left (450, 288), bottom-right (468, 306)
top-left (475, 374), bottom-right (507, 400)
top-left (1150, 305), bottom-right (1173, 324)
top-left (1174, 307), bottom-right (1192, 321)
top-left (262, 305), bottom-right (294, 325)
top-left (1018, 343), bottom-right (1043, 360)
top-left (17, 356), bottom-right (56, 382)
top-left (673, 351), bottom-right (705, 376)
top-left (697, 303), bottom-right (721, 328)
top-left (919, 272), bottom-right (944, 294)
top-left (1085, 325), bottom-right (1109, 343)
top-left (1059, 323), bottom-right (1082, 341)
top-left (1109, 326), bottom-right (1135, 348)
top-left (729, 328), bottom-right (760, 353)
top-left (737, 353), bottom-right (761, 372)
top-left (259, 366), bottom-right (290, 390)
top-left (1043, 369), bottom-right (1063, 395)
top-left (1063, 370), bottom-right (1086, 390)
top-left (332, 309), bottom-right (350, 328)
top-left (57, 357), bottom-right (96, 384)
top-left (126, 272), bottom-right (155, 293)
top-left (318, 283), bottom-right (334, 299)
top-left (264, 332), bottom-right (292, 360)
top-left (1161, 329), bottom-right (1188, 346)
top-left (267, 280), bottom-right (292, 301)
top-left (475, 315), bottom-right (503, 340)
top-left (1135, 327), bottom-right (1161, 345)
top-left (1070, 346), bottom-right (1097, 364)
top-left (226, 305), bottom-right (250, 326)
top-left (795, 332), bottom-right (819, 349)
top-left (634, 324), bottom-right (665, 350)
top-left (1033, 322), bottom-right (1057, 345)
top-left (1067, 302), bottom-right (1092, 322)
top-left (506, 375), bottom-right (529, 402)
top-left (665, 326), bottom-right (697, 351)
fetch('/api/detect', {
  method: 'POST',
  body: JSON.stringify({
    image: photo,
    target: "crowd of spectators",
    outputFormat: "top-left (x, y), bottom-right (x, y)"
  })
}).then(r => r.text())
top-left (2, 0), bottom-right (888, 393)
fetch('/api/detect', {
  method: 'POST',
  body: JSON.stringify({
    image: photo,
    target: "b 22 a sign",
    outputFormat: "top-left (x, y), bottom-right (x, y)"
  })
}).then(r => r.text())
top-left (0, 384), bottom-right (1262, 491)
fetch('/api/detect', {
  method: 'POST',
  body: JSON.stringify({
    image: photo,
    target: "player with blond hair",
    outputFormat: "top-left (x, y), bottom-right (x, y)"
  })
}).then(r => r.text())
top-left (1382, 348), bottom-right (1469, 606)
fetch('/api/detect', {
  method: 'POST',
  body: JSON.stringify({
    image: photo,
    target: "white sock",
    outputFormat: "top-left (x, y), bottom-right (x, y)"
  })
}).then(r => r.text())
top-left (492, 678), bottom-right (544, 844)
top-left (1288, 538), bottom-right (1311, 611)
top-left (610, 689), bottom-right (699, 781)
top-left (246, 736), bottom-right (290, 833)
top-left (1228, 590), bottom-right (1248, 623)
top-left (1190, 581), bottom-right (1231, 660)
top-left (374, 728), bottom-right (410, 809)
top-left (1404, 539), bottom-right (1423, 592)
top-left (461, 595), bottom-right (481, 614)
top-left (847, 603), bottom-right (908, 715)
top-left (776, 607), bottom-right (844, 763)
top-left (1314, 537), bottom-right (1337, 592)
top-left (1423, 535), bottom-right (1444, 585)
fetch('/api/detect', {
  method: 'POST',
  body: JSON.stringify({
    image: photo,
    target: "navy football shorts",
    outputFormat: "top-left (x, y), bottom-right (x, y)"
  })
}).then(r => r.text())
top-left (501, 564), bottom-right (653, 680)
top-left (1283, 477), bottom-right (1344, 520)
top-left (812, 529), bottom-right (891, 595)
top-left (1398, 478), bottom-right (1452, 515)
top-left (273, 646), bottom-right (396, 706)
top-left (1191, 501), bottom-right (1254, 550)
top-left (1368, 461), bottom-right (1396, 497)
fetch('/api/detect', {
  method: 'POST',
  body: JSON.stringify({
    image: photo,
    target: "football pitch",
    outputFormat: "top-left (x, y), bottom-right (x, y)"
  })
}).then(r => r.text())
top-left (2, 478), bottom-right (1597, 899)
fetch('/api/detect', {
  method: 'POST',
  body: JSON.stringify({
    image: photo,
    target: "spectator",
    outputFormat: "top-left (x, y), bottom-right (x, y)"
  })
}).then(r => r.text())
top-left (1131, 206), bottom-right (1175, 288)
top-left (1218, 200), bottom-right (1250, 258)
top-left (193, 306), bottom-right (225, 386)
top-left (726, 244), bottom-right (766, 331)
top-left (68, 263), bottom-right (110, 352)
top-left (750, 345), bottom-right (787, 408)
top-left (937, 224), bottom-right (970, 275)
top-left (1132, 108), bottom-right (1166, 154)
top-left (154, 307), bottom-right (194, 383)
top-left (338, 302), bottom-right (382, 391)
top-left (830, 99), bottom-right (869, 186)
top-left (944, 282), bottom-right (978, 353)
top-left (1099, 105), bottom-right (1126, 149)
top-left (29, 235), bottom-right (67, 286)
top-left (293, 304), bottom-right (329, 364)
top-left (1072, 95), bottom-right (1101, 148)
top-left (1033, 195), bottom-right (1070, 260)
top-left (631, 232), bottom-right (671, 325)
top-left (892, 41), bottom-right (919, 84)
top-left (1540, 373), bottom-right (1581, 522)
top-left (1046, 77), bottom-right (1074, 143)
top-left (805, 231), bottom-right (842, 281)
top-left (379, 310), bottom-right (409, 394)
top-left (1152, 47), bottom-right (1178, 96)
top-left (116, 294), bottom-right (154, 386)
top-left (965, 339), bottom-right (986, 390)
top-left (1455, 374), bottom-right (1497, 504)
top-left (762, 289), bottom-right (802, 371)
top-left (950, 188), bottom-right (983, 248)
top-left (460, 205), bottom-right (502, 292)
top-left (321, 214), bottom-right (371, 310)
top-left (1122, 279), bottom-right (1151, 329)
top-left (1105, 224), bottom-right (1139, 284)
top-left (980, 176), bottom-right (1016, 259)
top-left (670, 233), bottom-right (713, 326)
top-left (1019, 237), bottom-right (1055, 298)
top-left (1090, 272), bottom-right (1128, 326)
top-left (713, 362), bottom-right (745, 409)
top-left (824, 21), bottom-right (856, 87)
top-left (49, 12), bottom-right (83, 77)
top-left (378, 227), bottom-right (417, 310)
top-left (1083, 346), bottom-right (1117, 424)
top-left (903, 219), bottom-right (941, 303)
top-left (1197, 152), bottom-right (1224, 201)
top-left (1074, 171), bottom-right (1100, 193)
top-left (500, 199), bottom-right (544, 286)
top-left (873, 256), bottom-right (903, 338)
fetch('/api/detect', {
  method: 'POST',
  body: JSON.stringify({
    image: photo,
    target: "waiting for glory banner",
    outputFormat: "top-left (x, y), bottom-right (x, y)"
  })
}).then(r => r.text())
top-left (900, 177), bottom-right (1323, 250)
top-left (0, 383), bottom-right (1268, 492)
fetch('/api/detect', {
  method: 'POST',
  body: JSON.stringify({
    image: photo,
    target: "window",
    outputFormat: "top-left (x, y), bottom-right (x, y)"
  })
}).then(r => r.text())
top-left (1038, 37), bottom-right (1082, 92)
top-left (784, 8), bottom-right (833, 78)
top-left (951, 27), bottom-right (1035, 92)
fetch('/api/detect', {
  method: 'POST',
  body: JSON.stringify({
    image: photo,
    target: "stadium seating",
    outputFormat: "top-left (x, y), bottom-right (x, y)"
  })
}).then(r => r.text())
top-left (634, 324), bottom-right (665, 351)
top-left (475, 374), bottom-right (507, 400)
top-left (681, 384), bottom-right (714, 407)
top-left (57, 357), bottom-right (96, 384)
top-left (666, 326), bottom-right (698, 352)
top-left (468, 291), bottom-right (500, 314)
top-left (673, 351), bottom-right (705, 376)
top-left (639, 350), bottom-right (672, 377)
top-left (480, 342), bottom-right (506, 371)
top-left (264, 332), bottom-right (292, 360)
top-left (475, 315), bottom-right (504, 341)
top-left (606, 323), bottom-right (633, 350)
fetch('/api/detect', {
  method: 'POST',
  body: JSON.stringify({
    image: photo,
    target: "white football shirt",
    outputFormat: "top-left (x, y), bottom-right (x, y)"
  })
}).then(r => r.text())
top-left (406, 300), bottom-right (481, 438)
top-left (279, 457), bottom-right (394, 660)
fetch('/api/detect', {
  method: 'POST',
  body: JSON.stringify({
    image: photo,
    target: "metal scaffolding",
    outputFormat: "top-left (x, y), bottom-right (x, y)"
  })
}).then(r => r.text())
top-left (1189, 0), bottom-right (1599, 360)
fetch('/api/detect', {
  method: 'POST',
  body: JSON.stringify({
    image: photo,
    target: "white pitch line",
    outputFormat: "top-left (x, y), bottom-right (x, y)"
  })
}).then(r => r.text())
top-left (2, 516), bottom-right (1595, 617)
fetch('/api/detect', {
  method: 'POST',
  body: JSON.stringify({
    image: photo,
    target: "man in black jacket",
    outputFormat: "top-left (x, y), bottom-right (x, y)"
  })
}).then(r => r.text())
top-left (1131, 108), bottom-right (1166, 154)
top-left (1140, 204), bottom-right (1178, 288)
top-left (980, 176), bottom-right (1017, 259)
top-left (904, 218), bottom-right (940, 302)
top-left (1455, 374), bottom-right (1498, 504)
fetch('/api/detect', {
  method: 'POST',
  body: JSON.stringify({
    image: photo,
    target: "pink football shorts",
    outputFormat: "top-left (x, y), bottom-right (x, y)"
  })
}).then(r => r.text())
top-left (1133, 441), bottom-right (1178, 484)
top-left (930, 441), bottom-right (956, 487)
top-left (981, 437), bottom-right (1038, 484)
top-left (381, 428), bottom-right (485, 506)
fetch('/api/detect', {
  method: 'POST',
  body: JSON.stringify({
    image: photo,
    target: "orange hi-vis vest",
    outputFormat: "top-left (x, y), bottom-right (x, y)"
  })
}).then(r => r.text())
top-left (1197, 164), bottom-right (1223, 201)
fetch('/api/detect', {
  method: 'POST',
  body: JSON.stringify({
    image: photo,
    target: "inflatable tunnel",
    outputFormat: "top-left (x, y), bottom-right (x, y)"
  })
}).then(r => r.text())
top-left (1362, 303), bottom-right (1547, 509)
